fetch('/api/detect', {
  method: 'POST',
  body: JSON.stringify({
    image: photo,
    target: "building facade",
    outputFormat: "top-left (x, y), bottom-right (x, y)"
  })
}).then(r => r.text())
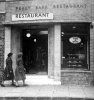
top-left (0, 0), bottom-right (94, 85)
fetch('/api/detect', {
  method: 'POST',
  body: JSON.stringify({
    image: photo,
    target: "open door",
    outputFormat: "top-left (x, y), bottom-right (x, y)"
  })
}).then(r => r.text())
top-left (22, 29), bottom-right (48, 75)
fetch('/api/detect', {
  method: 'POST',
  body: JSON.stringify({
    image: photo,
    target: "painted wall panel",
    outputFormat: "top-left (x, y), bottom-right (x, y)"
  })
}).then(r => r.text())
top-left (5, 0), bottom-right (92, 24)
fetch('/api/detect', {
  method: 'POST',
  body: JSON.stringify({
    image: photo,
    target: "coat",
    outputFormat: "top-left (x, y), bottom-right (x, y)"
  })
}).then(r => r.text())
top-left (4, 57), bottom-right (14, 80)
top-left (15, 57), bottom-right (25, 81)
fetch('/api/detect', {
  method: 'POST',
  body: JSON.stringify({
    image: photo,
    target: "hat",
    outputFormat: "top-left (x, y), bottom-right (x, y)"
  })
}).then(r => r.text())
top-left (8, 53), bottom-right (13, 57)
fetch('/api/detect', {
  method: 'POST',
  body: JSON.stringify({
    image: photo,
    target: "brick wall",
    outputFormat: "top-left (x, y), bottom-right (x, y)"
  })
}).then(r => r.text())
top-left (61, 70), bottom-right (92, 86)
top-left (0, 13), bottom-right (5, 68)
top-left (0, 13), bottom-right (5, 83)
top-left (0, 26), bottom-right (4, 68)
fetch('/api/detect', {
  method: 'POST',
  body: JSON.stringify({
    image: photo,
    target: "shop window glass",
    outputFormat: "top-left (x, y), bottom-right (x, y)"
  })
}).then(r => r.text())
top-left (61, 23), bottom-right (90, 70)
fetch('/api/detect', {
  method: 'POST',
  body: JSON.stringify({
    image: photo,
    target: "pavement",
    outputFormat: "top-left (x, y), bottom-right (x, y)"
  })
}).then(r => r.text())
top-left (0, 75), bottom-right (94, 100)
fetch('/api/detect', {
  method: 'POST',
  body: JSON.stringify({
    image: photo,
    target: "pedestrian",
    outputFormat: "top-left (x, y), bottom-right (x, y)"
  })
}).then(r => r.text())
top-left (15, 52), bottom-right (26, 87)
top-left (3, 53), bottom-right (15, 86)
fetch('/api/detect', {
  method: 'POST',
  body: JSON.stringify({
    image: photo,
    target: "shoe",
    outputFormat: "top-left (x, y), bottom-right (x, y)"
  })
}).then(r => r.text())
top-left (1, 84), bottom-right (5, 87)
top-left (15, 85), bottom-right (19, 87)
top-left (23, 84), bottom-right (27, 86)
top-left (11, 83), bottom-right (16, 86)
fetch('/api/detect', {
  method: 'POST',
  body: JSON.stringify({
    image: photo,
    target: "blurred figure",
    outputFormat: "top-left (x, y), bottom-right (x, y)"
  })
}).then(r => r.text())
top-left (3, 53), bottom-right (14, 86)
top-left (15, 52), bottom-right (26, 87)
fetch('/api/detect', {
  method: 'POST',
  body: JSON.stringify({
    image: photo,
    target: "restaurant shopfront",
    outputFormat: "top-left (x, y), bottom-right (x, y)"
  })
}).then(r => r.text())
top-left (0, 0), bottom-right (94, 85)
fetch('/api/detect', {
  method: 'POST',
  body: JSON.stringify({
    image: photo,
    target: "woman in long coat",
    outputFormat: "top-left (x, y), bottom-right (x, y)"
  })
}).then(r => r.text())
top-left (15, 52), bottom-right (26, 87)
top-left (3, 53), bottom-right (14, 86)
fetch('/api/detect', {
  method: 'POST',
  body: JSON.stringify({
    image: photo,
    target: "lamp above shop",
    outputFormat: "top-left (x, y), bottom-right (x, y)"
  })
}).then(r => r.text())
top-left (25, 29), bottom-right (31, 38)
top-left (26, 33), bottom-right (31, 37)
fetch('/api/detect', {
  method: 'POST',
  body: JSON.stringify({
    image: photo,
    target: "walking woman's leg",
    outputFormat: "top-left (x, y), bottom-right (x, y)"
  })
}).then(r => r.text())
top-left (23, 79), bottom-right (25, 85)
top-left (11, 79), bottom-right (15, 86)
top-left (1, 81), bottom-right (5, 87)
top-left (11, 73), bottom-right (15, 85)
top-left (15, 81), bottom-right (19, 87)
top-left (1, 76), bottom-right (5, 87)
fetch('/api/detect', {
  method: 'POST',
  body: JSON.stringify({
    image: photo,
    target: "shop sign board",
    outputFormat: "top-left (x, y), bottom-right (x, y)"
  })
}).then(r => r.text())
top-left (5, 0), bottom-right (92, 23)
top-left (12, 13), bottom-right (53, 21)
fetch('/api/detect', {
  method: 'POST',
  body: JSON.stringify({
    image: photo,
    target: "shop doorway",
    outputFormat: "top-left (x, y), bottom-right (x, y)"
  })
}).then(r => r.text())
top-left (22, 29), bottom-right (48, 75)
top-left (61, 23), bottom-right (90, 70)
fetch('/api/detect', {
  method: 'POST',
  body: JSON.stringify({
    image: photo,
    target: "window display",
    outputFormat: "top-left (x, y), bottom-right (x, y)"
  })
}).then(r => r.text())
top-left (61, 33), bottom-right (89, 69)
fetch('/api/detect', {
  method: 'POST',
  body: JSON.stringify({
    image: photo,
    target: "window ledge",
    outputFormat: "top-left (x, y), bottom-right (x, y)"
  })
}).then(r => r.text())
top-left (61, 68), bottom-right (92, 73)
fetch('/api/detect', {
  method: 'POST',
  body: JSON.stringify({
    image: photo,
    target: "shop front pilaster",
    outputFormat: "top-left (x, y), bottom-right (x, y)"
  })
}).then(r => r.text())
top-left (90, 24), bottom-right (94, 71)
top-left (11, 27), bottom-right (21, 74)
top-left (48, 25), bottom-right (54, 78)
top-left (4, 26), bottom-right (11, 68)
top-left (90, 24), bottom-right (94, 83)
top-left (54, 24), bottom-right (61, 81)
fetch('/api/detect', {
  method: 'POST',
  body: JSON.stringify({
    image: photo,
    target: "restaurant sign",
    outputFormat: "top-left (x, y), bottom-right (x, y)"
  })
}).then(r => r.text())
top-left (12, 13), bottom-right (53, 21)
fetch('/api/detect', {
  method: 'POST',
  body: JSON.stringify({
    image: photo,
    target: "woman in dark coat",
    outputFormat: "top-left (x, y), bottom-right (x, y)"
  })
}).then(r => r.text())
top-left (15, 52), bottom-right (26, 87)
top-left (3, 53), bottom-right (14, 86)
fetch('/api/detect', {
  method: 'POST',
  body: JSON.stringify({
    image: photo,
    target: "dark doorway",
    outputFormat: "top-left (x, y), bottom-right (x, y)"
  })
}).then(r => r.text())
top-left (22, 29), bottom-right (48, 74)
